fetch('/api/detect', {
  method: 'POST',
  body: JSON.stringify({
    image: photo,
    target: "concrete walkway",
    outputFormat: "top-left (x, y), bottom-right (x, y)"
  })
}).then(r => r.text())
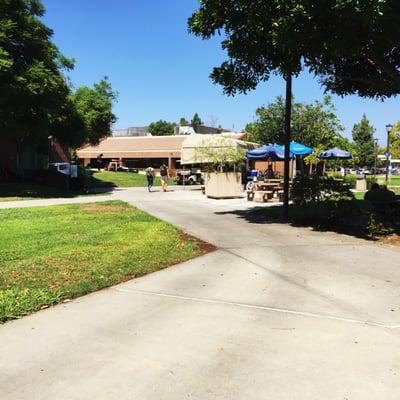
top-left (1, 188), bottom-right (400, 399)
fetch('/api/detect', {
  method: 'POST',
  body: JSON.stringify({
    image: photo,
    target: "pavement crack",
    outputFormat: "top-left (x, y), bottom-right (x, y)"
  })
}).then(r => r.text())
top-left (114, 287), bottom-right (400, 330)
top-left (221, 248), bottom-right (379, 323)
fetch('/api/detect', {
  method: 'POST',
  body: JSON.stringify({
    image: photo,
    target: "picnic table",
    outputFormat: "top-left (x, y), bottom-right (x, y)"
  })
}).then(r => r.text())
top-left (263, 178), bottom-right (283, 184)
top-left (247, 181), bottom-right (284, 202)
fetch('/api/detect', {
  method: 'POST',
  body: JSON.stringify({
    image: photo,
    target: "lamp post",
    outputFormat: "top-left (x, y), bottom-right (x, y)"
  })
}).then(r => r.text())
top-left (385, 124), bottom-right (393, 184)
top-left (374, 138), bottom-right (378, 179)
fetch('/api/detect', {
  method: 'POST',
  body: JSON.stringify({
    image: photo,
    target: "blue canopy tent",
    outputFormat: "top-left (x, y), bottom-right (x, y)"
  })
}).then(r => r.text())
top-left (246, 144), bottom-right (287, 161)
top-left (288, 141), bottom-right (313, 156)
top-left (276, 141), bottom-right (314, 176)
top-left (317, 147), bottom-right (352, 160)
top-left (275, 141), bottom-right (313, 156)
top-left (247, 141), bottom-right (314, 177)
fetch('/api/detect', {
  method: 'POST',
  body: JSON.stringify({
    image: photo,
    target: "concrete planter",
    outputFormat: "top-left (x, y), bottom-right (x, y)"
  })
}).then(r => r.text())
top-left (204, 172), bottom-right (242, 199)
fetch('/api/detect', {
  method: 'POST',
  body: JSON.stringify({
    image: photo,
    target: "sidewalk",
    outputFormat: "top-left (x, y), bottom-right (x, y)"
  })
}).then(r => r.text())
top-left (1, 187), bottom-right (400, 400)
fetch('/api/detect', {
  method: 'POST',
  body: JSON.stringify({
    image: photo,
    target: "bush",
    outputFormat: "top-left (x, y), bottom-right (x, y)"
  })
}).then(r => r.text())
top-left (366, 214), bottom-right (395, 237)
top-left (366, 176), bottom-right (378, 189)
top-left (290, 175), bottom-right (354, 206)
top-left (343, 174), bottom-right (356, 188)
top-left (290, 174), bottom-right (322, 206)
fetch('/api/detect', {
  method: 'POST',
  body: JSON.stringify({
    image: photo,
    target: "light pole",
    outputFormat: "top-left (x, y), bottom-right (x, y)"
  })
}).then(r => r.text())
top-left (374, 138), bottom-right (378, 179)
top-left (385, 124), bottom-right (393, 184)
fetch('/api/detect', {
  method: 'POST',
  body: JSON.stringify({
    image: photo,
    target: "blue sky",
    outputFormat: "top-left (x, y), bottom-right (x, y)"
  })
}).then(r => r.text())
top-left (42, 0), bottom-right (399, 144)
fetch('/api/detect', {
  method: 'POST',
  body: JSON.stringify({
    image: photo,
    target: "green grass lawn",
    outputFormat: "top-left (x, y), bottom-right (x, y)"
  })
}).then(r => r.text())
top-left (92, 171), bottom-right (176, 188)
top-left (0, 182), bottom-right (110, 202)
top-left (0, 201), bottom-right (208, 322)
top-left (354, 187), bottom-right (400, 200)
top-left (377, 176), bottom-right (400, 186)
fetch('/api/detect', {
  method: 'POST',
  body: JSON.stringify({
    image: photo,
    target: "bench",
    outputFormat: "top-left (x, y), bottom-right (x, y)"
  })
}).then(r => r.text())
top-left (254, 190), bottom-right (273, 203)
top-left (277, 190), bottom-right (285, 202)
top-left (246, 189), bottom-right (255, 201)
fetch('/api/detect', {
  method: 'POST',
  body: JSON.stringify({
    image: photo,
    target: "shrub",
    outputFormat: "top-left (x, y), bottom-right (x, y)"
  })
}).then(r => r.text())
top-left (366, 176), bottom-right (378, 189)
top-left (290, 175), bottom-right (354, 206)
top-left (290, 174), bottom-right (322, 206)
top-left (343, 174), bottom-right (356, 188)
top-left (366, 214), bottom-right (395, 237)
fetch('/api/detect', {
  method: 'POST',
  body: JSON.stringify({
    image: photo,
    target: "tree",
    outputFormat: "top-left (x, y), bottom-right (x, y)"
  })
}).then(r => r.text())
top-left (50, 78), bottom-right (117, 148)
top-left (148, 120), bottom-right (176, 136)
top-left (179, 117), bottom-right (189, 126)
top-left (0, 0), bottom-right (73, 144)
top-left (191, 113), bottom-right (202, 126)
top-left (71, 78), bottom-right (116, 146)
top-left (189, 0), bottom-right (400, 217)
top-left (351, 115), bottom-right (376, 167)
top-left (388, 122), bottom-right (400, 159)
top-left (246, 96), bottom-right (345, 151)
top-left (0, 0), bottom-right (117, 149)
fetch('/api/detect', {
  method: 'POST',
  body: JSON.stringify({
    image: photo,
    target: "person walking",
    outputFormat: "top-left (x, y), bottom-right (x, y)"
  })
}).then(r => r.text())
top-left (145, 166), bottom-right (155, 192)
top-left (160, 163), bottom-right (169, 192)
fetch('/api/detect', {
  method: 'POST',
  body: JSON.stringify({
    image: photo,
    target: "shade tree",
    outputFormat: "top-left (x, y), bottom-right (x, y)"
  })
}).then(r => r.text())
top-left (189, 0), bottom-right (400, 217)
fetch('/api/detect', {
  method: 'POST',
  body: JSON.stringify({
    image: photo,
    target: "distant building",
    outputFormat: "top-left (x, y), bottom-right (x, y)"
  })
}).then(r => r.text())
top-left (0, 138), bottom-right (70, 181)
top-left (112, 126), bottom-right (150, 137)
top-left (77, 136), bottom-right (186, 171)
top-left (174, 124), bottom-right (233, 135)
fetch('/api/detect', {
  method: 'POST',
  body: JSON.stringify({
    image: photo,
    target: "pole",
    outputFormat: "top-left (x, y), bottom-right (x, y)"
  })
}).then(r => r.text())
top-left (374, 139), bottom-right (378, 179)
top-left (283, 73), bottom-right (292, 219)
top-left (386, 127), bottom-right (390, 184)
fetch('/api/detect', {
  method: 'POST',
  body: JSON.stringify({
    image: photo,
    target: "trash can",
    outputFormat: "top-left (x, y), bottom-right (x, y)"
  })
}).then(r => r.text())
top-left (355, 175), bottom-right (367, 191)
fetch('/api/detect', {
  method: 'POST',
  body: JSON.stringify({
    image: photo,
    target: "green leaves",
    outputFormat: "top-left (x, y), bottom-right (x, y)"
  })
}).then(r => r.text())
top-left (70, 78), bottom-right (117, 146)
top-left (352, 115), bottom-right (376, 167)
top-left (189, 0), bottom-right (400, 98)
top-left (148, 120), bottom-right (176, 136)
top-left (246, 95), bottom-right (344, 149)
top-left (0, 1), bottom-right (116, 148)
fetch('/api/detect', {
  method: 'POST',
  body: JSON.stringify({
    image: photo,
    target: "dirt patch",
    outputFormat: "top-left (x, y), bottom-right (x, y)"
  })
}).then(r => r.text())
top-left (180, 233), bottom-right (218, 254)
top-left (79, 204), bottom-right (127, 213)
top-left (377, 234), bottom-right (400, 247)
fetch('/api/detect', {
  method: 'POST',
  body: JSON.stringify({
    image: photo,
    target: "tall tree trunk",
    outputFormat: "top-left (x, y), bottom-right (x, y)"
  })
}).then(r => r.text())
top-left (283, 73), bottom-right (292, 219)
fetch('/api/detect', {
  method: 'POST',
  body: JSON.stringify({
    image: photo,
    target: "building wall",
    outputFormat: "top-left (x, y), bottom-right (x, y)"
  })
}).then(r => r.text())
top-left (255, 160), bottom-right (294, 177)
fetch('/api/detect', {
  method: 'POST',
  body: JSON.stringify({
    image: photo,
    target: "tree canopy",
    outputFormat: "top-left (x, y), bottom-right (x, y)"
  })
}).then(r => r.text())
top-left (148, 120), bottom-right (176, 136)
top-left (189, 0), bottom-right (400, 216)
top-left (191, 113), bottom-right (203, 126)
top-left (189, 0), bottom-right (400, 98)
top-left (246, 96), bottom-right (345, 149)
top-left (0, 0), bottom-right (72, 143)
top-left (0, 0), bottom-right (116, 148)
top-left (352, 115), bottom-right (376, 167)
top-left (179, 117), bottom-right (189, 126)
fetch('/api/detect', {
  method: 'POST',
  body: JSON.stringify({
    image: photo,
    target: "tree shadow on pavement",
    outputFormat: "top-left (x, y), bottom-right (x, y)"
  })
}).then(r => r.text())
top-left (215, 202), bottom-right (400, 242)
top-left (0, 181), bottom-right (114, 201)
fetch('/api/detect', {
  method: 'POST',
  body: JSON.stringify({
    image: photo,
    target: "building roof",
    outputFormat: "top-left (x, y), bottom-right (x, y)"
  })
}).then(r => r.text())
top-left (77, 136), bottom-right (187, 159)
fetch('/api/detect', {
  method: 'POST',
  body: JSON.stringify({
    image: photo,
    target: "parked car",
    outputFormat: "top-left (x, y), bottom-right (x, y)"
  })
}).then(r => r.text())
top-left (107, 161), bottom-right (138, 172)
top-left (176, 169), bottom-right (204, 185)
top-left (49, 162), bottom-right (70, 175)
top-left (391, 167), bottom-right (400, 176)
top-left (356, 168), bottom-right (373, 175)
